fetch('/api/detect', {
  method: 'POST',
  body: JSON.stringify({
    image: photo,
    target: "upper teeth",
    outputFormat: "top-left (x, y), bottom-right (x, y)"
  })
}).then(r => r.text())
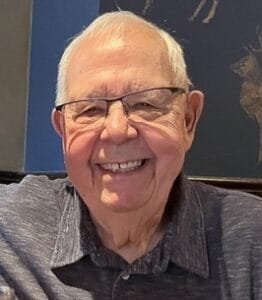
top-left (100, 160), bottom-right (143, 173)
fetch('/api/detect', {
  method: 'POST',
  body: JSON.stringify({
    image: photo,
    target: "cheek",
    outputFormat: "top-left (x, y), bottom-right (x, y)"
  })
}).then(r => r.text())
top-left (139, 112), bottom-right (186, 152)
top-left (137, 119), bottom-right (186, 177)
top-left (63, 126), bottom-right (99, 167)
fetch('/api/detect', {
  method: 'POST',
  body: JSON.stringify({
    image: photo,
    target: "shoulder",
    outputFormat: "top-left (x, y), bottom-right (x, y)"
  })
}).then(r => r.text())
top-left (0, 175), bottom-right (71, 236)
top-left (0, 174), bottom-right (69, 209)
top-left (0, 176), bottom-right (74, 292)
top-left (191, 179), bottom-right (262, 211)
top-left (191, 180), bottom-right (262, 241)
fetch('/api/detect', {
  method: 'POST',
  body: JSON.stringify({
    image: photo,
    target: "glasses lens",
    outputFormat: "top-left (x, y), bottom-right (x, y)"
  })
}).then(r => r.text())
top-left (125, 89), bottom-right (174, 121)
top-left (64, 100), bottom-right (107, 127)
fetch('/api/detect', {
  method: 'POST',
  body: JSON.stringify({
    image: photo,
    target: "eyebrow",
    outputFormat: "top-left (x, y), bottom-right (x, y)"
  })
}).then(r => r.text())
top-left (82, 82), bottom-right (145, 100)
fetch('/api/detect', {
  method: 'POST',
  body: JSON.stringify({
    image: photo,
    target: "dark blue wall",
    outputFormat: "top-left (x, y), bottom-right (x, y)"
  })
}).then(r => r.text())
top-left (25, 0), bottom-right (99, 172)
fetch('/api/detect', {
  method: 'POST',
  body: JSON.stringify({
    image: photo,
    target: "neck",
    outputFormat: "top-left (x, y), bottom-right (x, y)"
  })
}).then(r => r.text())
top-left (90, 201), bottom-right (168, 263)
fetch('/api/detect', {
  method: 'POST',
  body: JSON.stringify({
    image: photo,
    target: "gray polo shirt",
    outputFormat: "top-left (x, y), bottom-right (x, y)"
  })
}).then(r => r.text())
top-left (0, 175), bottom-right (261, 299)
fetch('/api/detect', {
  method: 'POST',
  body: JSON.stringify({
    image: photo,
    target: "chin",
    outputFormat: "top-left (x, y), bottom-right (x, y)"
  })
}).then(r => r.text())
top-left (101, 193), bottom-right (147, 213)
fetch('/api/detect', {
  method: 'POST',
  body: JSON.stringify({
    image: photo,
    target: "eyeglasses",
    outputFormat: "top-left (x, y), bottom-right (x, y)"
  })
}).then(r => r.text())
top-left (55, 87), bottom-right (186, 129)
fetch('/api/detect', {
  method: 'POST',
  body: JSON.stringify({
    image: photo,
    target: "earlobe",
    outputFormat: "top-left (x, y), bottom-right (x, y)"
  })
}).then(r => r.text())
top-left (51, 108), bottom-right (64, 137)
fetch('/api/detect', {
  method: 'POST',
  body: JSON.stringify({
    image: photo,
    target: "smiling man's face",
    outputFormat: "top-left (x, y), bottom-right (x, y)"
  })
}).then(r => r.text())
top-left (52, 21), bottom-right (203, 214)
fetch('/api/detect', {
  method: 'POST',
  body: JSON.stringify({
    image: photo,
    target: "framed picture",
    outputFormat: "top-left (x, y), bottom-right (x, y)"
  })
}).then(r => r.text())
top-left (99, 0), bottom-right (262, 183)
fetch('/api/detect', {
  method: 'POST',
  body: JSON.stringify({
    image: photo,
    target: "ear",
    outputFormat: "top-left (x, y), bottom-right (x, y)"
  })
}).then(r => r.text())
top-left (51, 108), bottom-right (64, 137)
top-left (183, 90), bottom-right (204, 151)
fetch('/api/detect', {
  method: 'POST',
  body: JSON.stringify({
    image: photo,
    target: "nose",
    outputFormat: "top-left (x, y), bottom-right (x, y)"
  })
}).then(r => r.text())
top-left (100, 102), bottom-right (138, 144)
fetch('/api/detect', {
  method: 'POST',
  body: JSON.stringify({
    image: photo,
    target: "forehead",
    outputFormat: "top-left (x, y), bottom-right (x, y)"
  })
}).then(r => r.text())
top-left (66, 21), bottom-right (173, 98)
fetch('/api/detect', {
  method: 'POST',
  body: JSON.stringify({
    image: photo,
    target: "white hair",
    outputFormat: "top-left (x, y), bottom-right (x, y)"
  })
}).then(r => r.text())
top-left (55, 11), bottom-right (191, 106)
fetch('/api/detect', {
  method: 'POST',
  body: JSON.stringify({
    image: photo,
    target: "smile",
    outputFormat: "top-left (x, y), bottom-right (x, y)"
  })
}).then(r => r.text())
top-left (99, 159), bottom-right (146, 173)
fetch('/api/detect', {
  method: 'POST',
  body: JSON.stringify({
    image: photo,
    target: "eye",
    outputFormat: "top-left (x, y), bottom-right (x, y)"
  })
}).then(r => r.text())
top-left (131, 101), bottom-right (158, 110)
top-left (80, 105), bottom-right (105, 116)
top-left (73, 101), bottom-right (106, 118)
top-left (133, 102), bottom-right (155, 108)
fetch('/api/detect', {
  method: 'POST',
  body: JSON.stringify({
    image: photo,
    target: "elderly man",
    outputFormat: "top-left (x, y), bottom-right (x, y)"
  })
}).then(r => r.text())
top-left (0, 11), bottom-right (261, 300)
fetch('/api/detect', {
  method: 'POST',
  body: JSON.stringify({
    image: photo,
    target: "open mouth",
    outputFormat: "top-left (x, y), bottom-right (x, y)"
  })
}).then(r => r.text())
top-left (98, 159), bottom-right (148, 173)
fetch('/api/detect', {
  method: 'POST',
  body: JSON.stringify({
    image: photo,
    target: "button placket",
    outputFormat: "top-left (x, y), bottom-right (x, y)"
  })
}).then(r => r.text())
top-left (112, 271), bottom-right (132, 299)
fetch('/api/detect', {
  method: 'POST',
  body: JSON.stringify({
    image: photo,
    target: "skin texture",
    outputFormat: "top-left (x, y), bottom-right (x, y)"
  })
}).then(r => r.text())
top-left (52, 19), bottom-right (203, 263)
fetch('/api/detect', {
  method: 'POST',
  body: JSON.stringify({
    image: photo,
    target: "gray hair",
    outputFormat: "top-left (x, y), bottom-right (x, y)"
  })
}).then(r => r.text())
top-left (55, 11), bottom-right (191, 106)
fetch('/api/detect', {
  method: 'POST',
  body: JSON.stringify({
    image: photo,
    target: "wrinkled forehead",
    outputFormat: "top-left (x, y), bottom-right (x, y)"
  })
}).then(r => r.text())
top-left (63, 20), bottom-right (176, 101)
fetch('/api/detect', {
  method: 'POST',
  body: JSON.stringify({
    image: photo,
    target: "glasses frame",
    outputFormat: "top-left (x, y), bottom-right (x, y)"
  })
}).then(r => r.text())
top-left (55, 87), bottom-right (186, 117)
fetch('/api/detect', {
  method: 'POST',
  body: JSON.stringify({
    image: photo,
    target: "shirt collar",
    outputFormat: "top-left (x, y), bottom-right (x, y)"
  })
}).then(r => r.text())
top-left (50, 174), bottom-right (209, 278)
top-left (168, 175), bottom-right (209, 278)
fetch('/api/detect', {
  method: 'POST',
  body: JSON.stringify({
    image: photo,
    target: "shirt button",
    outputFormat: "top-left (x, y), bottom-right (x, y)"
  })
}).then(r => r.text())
top-left (121, 274), bottom-right (130, 280)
